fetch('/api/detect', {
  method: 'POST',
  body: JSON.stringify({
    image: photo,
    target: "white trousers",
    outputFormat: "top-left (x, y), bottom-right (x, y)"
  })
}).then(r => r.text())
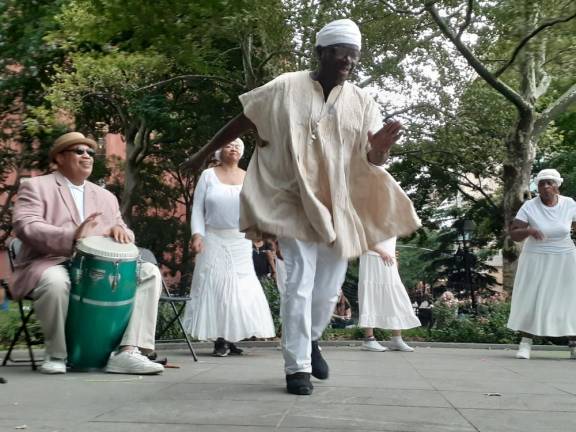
top-left (31, 262), bottom-right (162, 359)
top-left (278, 238), bottom-right (348, 375)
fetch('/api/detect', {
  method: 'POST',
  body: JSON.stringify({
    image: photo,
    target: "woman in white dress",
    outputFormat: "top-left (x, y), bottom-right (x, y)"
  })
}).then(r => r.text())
top-left (507, 168), bottom-right (576, 360)
top-left (358, 237), bottom-right (421, 352)
top-left (183, 139), bottom-right (275, 357)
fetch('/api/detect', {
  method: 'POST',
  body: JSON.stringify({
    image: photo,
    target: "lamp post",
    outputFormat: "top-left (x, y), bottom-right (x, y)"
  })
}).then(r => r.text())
top-left (457, 219), bottom-right (476, 312)
top-left (94, 122), bottom-right (109, 157)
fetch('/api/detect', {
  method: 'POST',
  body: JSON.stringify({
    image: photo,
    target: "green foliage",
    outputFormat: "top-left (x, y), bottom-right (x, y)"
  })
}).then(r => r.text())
top-left (396, 230), bottom-right (444, 292)
top-left (0, 301), bottom-right (42, 349)
top-left (432, 302), bottom-right (459, 329)
top-left (431, 302), bottom-right (518, 344)
top-left (260, 277), bottom-right (282, 334)
top-left (320, 302), bottom-right (522, 345)
top-left (411, 226), bottom-right (499, 298)
top-left (535, 110), bottom-right (576, 199)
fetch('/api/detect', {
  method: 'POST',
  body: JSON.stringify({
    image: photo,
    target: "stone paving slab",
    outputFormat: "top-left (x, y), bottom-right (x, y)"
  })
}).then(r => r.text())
top-left (2, 346), bottom-right (576, 432)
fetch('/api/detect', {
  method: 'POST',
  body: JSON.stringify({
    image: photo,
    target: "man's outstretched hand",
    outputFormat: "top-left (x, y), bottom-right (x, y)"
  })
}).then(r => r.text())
top-left (368, 120), bottom-right (403, 154)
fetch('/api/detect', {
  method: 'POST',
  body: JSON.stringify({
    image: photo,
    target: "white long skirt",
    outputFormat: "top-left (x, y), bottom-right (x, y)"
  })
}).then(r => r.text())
top-left (182, 228), bottom-right (276, 342)
top-left (507, 250), bottom-right (576, 336)
top-left (358, 254), bottom-right (421, 330)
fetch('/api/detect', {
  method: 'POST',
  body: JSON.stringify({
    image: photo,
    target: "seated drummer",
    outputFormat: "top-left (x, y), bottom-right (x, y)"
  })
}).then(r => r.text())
top-left (10, 131), bottom-right (163, 375)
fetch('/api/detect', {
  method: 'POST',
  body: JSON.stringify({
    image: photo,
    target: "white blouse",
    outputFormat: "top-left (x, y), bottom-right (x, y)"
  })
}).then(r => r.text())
top-left (191, 168), bottom-right (243, 236)
top-left (516, 195), bottom-right (576, 254)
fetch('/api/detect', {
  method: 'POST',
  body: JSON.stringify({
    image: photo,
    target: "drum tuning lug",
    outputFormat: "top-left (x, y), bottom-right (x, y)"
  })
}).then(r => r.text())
top-left (112, 261), bottom-right (120, 292)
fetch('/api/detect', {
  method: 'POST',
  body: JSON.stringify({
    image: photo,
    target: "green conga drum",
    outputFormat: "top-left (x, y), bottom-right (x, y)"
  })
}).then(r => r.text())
top-left (66, 236), bottom-right (139, 370)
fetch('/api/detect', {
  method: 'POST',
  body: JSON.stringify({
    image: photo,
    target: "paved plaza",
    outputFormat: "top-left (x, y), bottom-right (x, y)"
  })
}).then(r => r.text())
top-left (1, 343), bottom-right (576, 432)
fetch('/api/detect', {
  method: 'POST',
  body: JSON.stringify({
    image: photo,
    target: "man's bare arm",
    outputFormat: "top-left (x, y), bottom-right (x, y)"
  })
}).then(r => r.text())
top-left (180, 113), bottom-right (255, 172)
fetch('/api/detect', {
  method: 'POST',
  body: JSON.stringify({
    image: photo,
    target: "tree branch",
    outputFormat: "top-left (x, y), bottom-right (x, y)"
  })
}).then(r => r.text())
top-left (136, 74), bottom-right (244, 93)
top-left (256, 50), bottom-right (292, 77)
top-left (383, 103), bottom-right (437, 120)
top-left (380, 0), bottom-right (426, 15)
top-left (82, 92), bottom-right (128, 125)
top-left (457, 0), bottom-right (475, 40)
top-left (424, 2), bottom-right (531, 115)
top-left (405, 151), bottom-right (499, 210)
top-left (494, 11), bottom-right (576, 78)
top-left (534, 82), bottom-right (576, 136)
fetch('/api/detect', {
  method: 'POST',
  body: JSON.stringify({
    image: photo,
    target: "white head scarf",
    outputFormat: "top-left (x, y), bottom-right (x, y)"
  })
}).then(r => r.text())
top-left (315, 19), bottom-right (361, 50)
top-left (535, 168), bottom-right (563, 186)
top-left (214, 138), bottom-right (244, 162)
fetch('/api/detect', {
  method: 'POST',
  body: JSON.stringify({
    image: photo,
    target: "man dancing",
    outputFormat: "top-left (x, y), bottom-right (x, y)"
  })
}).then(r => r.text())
top-left (182, 18), bottom-right (420, 395)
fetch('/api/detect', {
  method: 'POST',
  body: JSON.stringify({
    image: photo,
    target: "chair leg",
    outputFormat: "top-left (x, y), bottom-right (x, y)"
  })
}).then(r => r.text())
top-left (158, 280), bottom-right (197, 361)
top-left (173, 303), bottom-right (198, 362)
top-left (156, 300), bottom-right (198, 362)
top-left (21, 311), bottom-right (37, 371)
top-left (2, 301), bottom-right (37, 370)
top-left (1, 322), bottom-right (24, 366)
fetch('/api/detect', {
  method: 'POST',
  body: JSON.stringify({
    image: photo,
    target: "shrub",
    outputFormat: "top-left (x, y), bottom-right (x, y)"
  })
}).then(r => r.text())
top-left (0, 301), bottom-right (43, 349)
top-left (260, 276), bottom-right (282, 334)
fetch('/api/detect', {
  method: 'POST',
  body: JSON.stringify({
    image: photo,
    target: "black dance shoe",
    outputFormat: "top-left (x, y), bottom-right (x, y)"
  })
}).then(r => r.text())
top-left (212, 338), bottom-right (230, 357)
top-left (286, 372), bottom-right (314, 395)
top-left (311, 340), bottom-right (329, 380)
top-left (228, 343), bottom-right (244, 356)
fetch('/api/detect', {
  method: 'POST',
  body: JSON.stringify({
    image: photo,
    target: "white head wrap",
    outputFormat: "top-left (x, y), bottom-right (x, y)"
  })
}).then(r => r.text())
top-left (535, 168), bottom-right (563, 186)
top-left (315, 19), bottom-right (361, 50)
top-left (214, 138), bottom-right (244, 162)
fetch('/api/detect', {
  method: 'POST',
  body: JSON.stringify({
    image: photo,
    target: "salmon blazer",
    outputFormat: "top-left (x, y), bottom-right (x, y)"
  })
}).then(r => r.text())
top-left (10, 171), bottom-right (134, 299)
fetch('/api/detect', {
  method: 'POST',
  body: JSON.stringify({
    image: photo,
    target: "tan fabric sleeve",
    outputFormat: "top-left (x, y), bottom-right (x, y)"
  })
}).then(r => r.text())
top-left (360, 97), bottom-right (383, 156)
top-left (238, 76), bottom-right (285, 143)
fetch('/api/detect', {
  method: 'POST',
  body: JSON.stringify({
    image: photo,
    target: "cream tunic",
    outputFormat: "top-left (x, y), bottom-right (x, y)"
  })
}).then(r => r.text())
top-left (239, 71), bottom-right (420, 259)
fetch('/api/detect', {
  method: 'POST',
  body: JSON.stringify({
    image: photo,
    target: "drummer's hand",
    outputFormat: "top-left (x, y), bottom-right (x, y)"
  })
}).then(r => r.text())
top-left (74, 212), bottom-right (102, 240)
top-left (191, 234), bottom-right (204, 254)
top-left (109, 225), bottom-right (131, 244)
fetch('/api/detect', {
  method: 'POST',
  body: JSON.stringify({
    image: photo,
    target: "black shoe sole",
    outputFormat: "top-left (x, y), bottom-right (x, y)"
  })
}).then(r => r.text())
top-left (286, 385), bottom-right (313, 395)
top-left (286, 373), bottom-right (314, 395)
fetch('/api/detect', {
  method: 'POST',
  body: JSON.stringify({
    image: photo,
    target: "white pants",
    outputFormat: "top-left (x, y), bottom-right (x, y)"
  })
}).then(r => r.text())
top-left (278, 238), bottom-right (348, 375)
top-left (31, 262), bottom-right (162, 359)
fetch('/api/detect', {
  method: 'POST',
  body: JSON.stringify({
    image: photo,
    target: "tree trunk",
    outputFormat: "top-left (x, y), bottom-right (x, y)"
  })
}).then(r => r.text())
top-left (120, 155), bottom-right (138, 227)
top-left (501, 111), bottom-right (535, 291)
top-left (120, 123), bottom-right (148, 226)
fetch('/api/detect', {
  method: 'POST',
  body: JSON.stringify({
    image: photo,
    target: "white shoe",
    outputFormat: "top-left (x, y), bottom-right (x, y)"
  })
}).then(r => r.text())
top-left (516, 339), bottom-right (532, 359)
top-left (361, 339), bottom-right (388, 352)
top-left (39, 356), bottom-right (67, 374)
top-left (105, 349), bottom-right (164, 375)
top-left (389, 339), bottom-right (415, 352)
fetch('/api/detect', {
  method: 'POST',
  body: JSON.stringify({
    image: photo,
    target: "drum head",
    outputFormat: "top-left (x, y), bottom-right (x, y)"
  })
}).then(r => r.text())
top-left (76, 236), bottom-right (139, 260)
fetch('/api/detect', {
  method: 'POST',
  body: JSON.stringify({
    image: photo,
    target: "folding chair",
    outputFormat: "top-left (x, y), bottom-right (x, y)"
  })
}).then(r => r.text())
top-left (138, 248), bottom-right (198, 361)
top-left (2, 238), bottom-right (42, 370)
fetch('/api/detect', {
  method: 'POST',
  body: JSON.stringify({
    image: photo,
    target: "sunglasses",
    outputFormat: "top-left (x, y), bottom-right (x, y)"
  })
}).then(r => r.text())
top-left (63, 148), bottom-right (96, 157)
top-left (328, 45), bottom-right (361, 61)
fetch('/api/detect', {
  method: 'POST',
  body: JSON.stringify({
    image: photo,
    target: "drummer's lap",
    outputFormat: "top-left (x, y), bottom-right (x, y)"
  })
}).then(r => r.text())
top-left (32, 265), bottom-right (70, 301)
top-left (138, 261), bottom-right (162, 285)
top-left (32, 261), bottom-right (161, 293)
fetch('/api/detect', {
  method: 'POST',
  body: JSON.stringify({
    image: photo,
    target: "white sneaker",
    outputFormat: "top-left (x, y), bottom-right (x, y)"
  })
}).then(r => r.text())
top-left (361, 339), bottom-right (388, 352)
top-left (516, 339), bottom-right (532, 359)
top-left (105, 349), bottom-right (164, 375)
top-left (39, 356), bottom-right (67, 374)
top-left (389, 339), bottom-right (415, 352)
